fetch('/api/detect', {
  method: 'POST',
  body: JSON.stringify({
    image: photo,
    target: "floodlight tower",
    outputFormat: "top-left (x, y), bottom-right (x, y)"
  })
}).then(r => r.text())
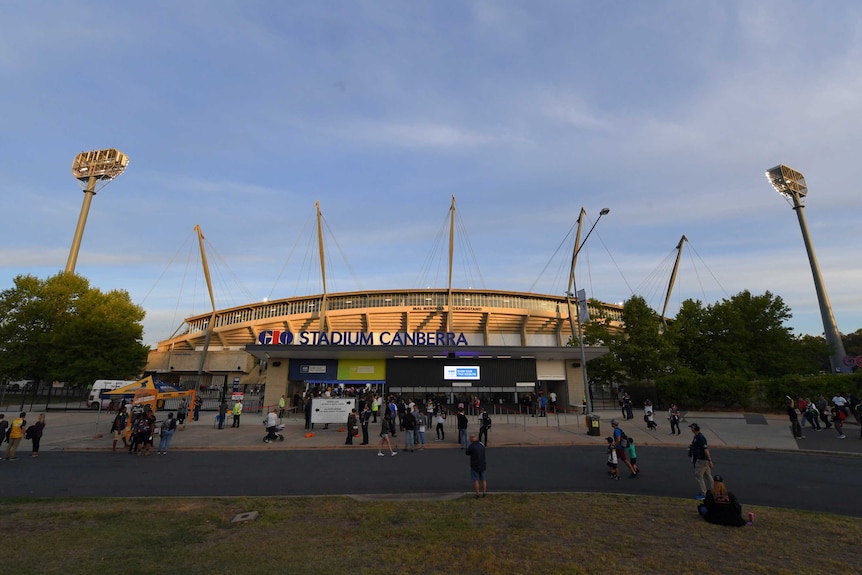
top-left (765, 164), bottom-right (850, 373)
top-left (65, 149), bottom-right (129, 273)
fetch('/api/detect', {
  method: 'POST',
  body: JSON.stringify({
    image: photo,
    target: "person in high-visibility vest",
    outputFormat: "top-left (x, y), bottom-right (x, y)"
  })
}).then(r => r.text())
top-left (3, 412), bottom-right (27, 460)
top-left (278, 395), bottom-right (286, 418)
top-left (231, 400), bottom-right (243, 428)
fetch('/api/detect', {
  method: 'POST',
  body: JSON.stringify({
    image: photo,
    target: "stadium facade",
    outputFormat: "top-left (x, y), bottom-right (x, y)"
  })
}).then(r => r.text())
top-left (146, 288), bottom-right (622, 411)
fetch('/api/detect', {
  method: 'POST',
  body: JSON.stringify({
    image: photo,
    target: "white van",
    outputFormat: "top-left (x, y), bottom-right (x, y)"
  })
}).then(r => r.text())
top-left (87, 379), bottom-right (139, 409)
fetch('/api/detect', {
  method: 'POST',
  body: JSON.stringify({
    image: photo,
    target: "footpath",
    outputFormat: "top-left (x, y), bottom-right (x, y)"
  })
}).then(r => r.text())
top-left (10, 407), bottom-right (862, 456)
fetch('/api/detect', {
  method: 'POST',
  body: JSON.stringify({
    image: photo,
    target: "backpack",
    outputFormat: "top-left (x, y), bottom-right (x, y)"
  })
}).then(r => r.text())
top-left (619, 430), bottom-right (630, 448)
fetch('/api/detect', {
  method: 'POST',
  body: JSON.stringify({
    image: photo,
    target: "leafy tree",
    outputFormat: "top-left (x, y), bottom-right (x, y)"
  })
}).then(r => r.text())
top-left (663, 290), bottom-right (797, 379)
top-left (616, 295), bottom-right (674, 382)
top-left (0, 273), bottom-right (149, 385)
top-left (792, 334), bottom-right (831, 375)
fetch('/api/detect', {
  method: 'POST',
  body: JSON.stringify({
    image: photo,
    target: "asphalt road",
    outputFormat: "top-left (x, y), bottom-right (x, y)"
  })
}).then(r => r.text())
top-left (2, 446), bottom-right (860, 517)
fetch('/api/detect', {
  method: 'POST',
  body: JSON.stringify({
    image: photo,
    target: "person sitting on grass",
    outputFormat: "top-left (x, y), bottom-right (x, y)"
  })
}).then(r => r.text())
top-left (698, 475), bottom-right (746, 527)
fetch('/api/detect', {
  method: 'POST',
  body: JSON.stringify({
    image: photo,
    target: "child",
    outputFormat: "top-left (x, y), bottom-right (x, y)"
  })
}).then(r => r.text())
top-left (626, 437), bottom-right (640, 477)
top-left (606, 436), bottom-right (620, 480)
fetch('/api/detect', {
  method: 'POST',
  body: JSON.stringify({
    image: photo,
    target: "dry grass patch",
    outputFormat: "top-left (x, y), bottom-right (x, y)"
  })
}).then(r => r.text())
top-left (2, 494), bottom-right (858, 575)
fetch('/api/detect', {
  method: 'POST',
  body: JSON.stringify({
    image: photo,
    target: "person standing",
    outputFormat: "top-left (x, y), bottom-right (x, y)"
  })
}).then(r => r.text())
top-left (218, 399), bottom-right (228, 429)
top-left (478, 408), bottom-right (491, 446)
top-left (193, 395), bottom-right (202, 421)
top-left (27, 413), bottom-right (46, 458)
top-left (371, 394), bottom-right (379, 423)
top-left (436, 409), bottom-right (446, 441)
top-left (360, 404), bottom-right (371, 445)
top-left (278, 394), bottom-right (286, 418)
top-left (689, 423), bottom-right (714, 500)
top-left (668, 404), bottom-right (682, 435)
top-left (622, 392), bottom-right (634, 420)
top-left (177, 399), bottom-right (188, 427)
top-left (465, 434), bottom-right (487, 498)
top-left (377, 412), bottom-right (397, 456)
top-left (457, 409), bottom-right (469, 450)
top-left (231, 399), bottom-right (243, 428)
top-left (3, 412), bottom-right (27, 460)
top-left (345, 409), bottom-right (358, 445)
top-left (549, 391), bottom-right (558, 413)
top-left (157, 412), bottom-right (177, 454)
top-left (403, 407), bottom-right (416, 452)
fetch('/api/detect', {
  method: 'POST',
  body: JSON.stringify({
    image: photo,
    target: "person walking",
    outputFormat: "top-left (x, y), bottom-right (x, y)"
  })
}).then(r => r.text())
top-left (157, 412), bottom-right (177, 454)
top-left (3, 412), bottom-right (27, 460)
top-left (803, 398), bottom-right (821, 431)
top-left (644, 399), bottom-right (657, 430)
top-left (478, 408), bottom-right (491, 446)
top-left (231, 399), bottom-right (243, 428)
top-left (668, 404), bottom-right (682, 435)
top-left (457, 409), bottom-right (469, 450)
top-left (610, 419), bottom-right (637, 477)
top-left (377, 412), bottom-right (397, 456)
top-left (816, 395), bottom-right (831, 429)
top-left (831, 405), bottom-right (847, 439)
top-left (28, 413), bottom-right (46, 457)
top-left (689, 423), bottom-right (714, 500)
top-left (0, 414), bottom-right (7, 449)
top-left (786, 398), bottom-right (804, 439)
top-left (465, 434), bottom-right (487, 498)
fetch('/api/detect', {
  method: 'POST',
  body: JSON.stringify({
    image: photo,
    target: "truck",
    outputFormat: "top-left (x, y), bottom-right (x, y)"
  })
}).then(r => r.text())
top-left (87, 380), bottom-right (140, 409)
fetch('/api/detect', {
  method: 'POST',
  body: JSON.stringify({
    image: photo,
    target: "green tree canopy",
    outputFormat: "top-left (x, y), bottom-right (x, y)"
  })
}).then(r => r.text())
top-left (0, 272), bottom-right (149, 385)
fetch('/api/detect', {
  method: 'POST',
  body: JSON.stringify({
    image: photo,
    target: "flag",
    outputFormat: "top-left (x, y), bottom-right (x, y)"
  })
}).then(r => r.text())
top-left (577, 289), bottom-right (590, 323)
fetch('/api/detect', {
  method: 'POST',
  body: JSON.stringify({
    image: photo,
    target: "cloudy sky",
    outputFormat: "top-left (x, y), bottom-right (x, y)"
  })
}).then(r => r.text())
top-left (2, 1), bottom-right (861, 346)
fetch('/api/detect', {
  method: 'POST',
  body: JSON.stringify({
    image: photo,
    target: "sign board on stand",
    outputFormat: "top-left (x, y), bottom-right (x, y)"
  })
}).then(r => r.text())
top-left (311, 398), bottom-right (356, 425)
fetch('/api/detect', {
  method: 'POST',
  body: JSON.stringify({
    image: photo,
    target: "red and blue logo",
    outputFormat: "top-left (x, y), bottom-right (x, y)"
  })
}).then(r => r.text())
top-left (258, 330), bottom-right (292, 345)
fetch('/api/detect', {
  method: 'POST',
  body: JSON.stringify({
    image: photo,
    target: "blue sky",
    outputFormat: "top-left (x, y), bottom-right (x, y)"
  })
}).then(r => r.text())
top-left (2, 1), bottom-right (861, 346)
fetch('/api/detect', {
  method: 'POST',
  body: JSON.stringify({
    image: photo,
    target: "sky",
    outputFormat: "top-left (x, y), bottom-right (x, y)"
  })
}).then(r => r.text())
top-left (2, 1), bottom-right (862, 347)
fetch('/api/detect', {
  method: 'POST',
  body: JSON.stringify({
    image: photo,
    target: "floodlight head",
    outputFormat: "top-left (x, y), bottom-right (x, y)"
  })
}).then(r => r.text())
top-left (599, 208), bottom-right (610, 216)
top-left (766, 164), bottom-right (807, 199)
top-left (72, 148), bottom-right (129, 182)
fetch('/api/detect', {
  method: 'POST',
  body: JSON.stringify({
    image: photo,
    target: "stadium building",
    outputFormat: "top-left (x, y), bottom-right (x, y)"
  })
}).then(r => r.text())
top-left (145, 202), bottom-right (622, 411)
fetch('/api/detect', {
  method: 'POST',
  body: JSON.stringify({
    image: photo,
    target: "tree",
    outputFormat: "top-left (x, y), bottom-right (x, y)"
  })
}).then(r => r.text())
top-left (663, 290), bottom-right (798, 379)
top-left (0, 273), bottom-right (149, 385)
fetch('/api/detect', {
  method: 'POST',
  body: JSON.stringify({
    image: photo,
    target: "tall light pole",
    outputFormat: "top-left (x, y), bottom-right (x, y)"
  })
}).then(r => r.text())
top-left (66, 149), bottom-right (129, 273)
top-left (765, 165), bottom-right (850, 373)
top-left (566, 207), bottom-right (610, 414)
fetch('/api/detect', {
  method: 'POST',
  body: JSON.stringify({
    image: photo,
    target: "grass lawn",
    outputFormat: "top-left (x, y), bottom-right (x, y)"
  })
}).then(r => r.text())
top-left (2, 493), bottom-right (857, 575)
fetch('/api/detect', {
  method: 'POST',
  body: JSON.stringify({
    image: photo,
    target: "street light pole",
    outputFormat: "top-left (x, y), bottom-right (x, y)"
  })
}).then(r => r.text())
top-left (566, 207), bottom-right (610, 415)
